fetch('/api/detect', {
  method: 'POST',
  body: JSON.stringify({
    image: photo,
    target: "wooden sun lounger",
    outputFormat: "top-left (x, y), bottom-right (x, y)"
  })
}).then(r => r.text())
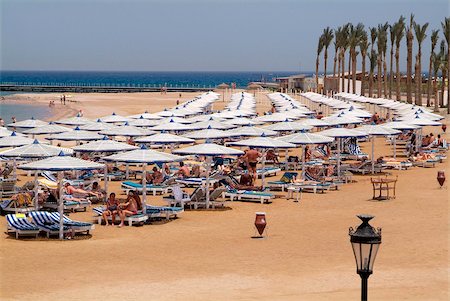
top-left (223, 189), bottom-right (274, 204)
top-left (6, 214), bottom-right (40, 239)
top-left (121, 181), bottom-right (171, 196)
top-left (92, 207), bottom-right (148, 226)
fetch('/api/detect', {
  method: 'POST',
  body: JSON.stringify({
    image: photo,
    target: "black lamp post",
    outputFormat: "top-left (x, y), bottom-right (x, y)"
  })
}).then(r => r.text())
top-left (349, 214), bottom-right (382, 301)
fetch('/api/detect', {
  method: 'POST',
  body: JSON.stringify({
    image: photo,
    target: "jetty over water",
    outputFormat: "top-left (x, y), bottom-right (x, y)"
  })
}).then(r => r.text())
top-left (0, 82), bottom-right (217, 93)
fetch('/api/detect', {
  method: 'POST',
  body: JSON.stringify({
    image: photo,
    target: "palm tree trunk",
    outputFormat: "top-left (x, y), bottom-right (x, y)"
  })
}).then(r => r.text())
top-left (337, 54), bottom-right (342, 92)
top-left (341, 51), bottom-right (346, 92)
top-left (369, 70), bottom-right (374, 97)
top-left (347, 51), bottom-right (351, 92)
top-left (333, 49), bottom-right (338, 78)
top-left (383, 54), bottom-right (388, 97)
top-left (389, 46), bottom-right (394, 99)
top-left (352, 53), bottom-right (357, 94)
top-left (447, 47), bottom-right (450, 114)
top-left (433, 73), bottom-right (439, 112)
top-left (407, 34), bottom-right (413, 104)
top-left (417, 47), bottom-right (423, 105)
top-left (323, 50), bottom-right (328, 94)
top-left (315, 55), bottom-right (320, 93)
top-left (395, 47), bottom-right (401, 101)
top-left (415, 57), bottom-right (420, 105)
top-left (377, 55), bottom-right (382, 97)
top-left (426, 54), bottom-right (433, 107)
top-left (440, 71), bottom-right (446, 107)
top-left (361, 54), bottom-right (366, 96)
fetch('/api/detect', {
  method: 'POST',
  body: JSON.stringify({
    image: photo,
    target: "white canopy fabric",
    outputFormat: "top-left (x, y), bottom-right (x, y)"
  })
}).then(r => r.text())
top-left (253, 113), bottom-right (295, 123)
top-left (184, 128), bottom-right (236, 140)
top-left (193, 120), bottom-right (236, 130)
top-left (320, 128), bottom-right (368, 138)
top-left (403, 115), bottom-right (442, 126)
top-left (230, 136), bottom-right (296, 149)
top-left (128, 117), bottom-right (160, 127)
top-left (173, 143), bottom-right (244, 156)
top-left (72, 137), bottom-right (139, 153)
top-left (322, 115), bottom-right (363, 126)
top-left (151, 119), bottom-right (195, 131)
top-left (356, 125), bottom-right (401, 136)
top-left (383, 122), bottom-right (420, 130)
top-left (0, 127), bottom-right (16, 138)
top-left (100, 113), bottom-right (130, 123)
top-left (135, 133), bottom-right (194, 144)
top-left (128, 112), bottom-right (163, 120)
top-left (277, 133), bottom-right (334, 145)
top-left (103, 147), bottom-right (184, 164)
top-left (0, 140), bottom-right (73, 158)
top-left (6, 118), bottom-right (47, 129)
top-left (225, 126), bottom-right (277, 137)
top-left (48, 127), bottom-right (103, 141)
top-left (100, 125), bottom-right (156, 137)
top-left (0, 132), bottom-right (36, 148)
top-left (79, 119), bottom-right (118, 131)
top-left (263, 120), bottom-right (312, 132)
top-left (55, 116), bottom-right (92, 126)
top-left (225, 117), bottom-right (261, 126)
top-left (23, 123), bottom-right (73, 135)
top-left (19, 152), bottom-right (104, 171)
top-left (298, 118), bottom-right (330, 127)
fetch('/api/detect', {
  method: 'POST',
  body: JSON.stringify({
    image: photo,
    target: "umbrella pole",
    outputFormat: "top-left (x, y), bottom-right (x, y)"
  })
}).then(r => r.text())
top-left (103, 165), bottom-right (108, 198)
top-left (205, 156), bottom-right (211, 208)
top-left (34, 171), bottom-right (39, 210)
top-left (285, 149), bottom-right (289, 170)
top-left (142, 163), bottom-right (147, 214)
top-left (393, 136), bottom-right (397, 159)
top-left (371, 136), bottom-right (375, 174)
top-left (57, 171), bottom-right (64, 240)
top-left (261, 149), bottom-right (267, 189)
top-left (301, 145), bottom-right (306, 179)
top-left (125, 164), bottom-right (129, 179)
top-left (337, 138), bottom-right (341, 179)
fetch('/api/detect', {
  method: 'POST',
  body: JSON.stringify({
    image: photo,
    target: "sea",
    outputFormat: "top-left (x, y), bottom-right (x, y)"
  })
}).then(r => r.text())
top-left (0, 70), bottom-right (308, 122)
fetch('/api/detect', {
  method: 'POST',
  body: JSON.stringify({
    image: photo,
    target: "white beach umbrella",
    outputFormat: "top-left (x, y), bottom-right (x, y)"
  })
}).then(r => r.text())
top-left (173, 143), bottom-right (244, 208)
top-left (151, 119), bottom-right (195, 131)
top-left (100, 124), bottom-right (156, 137)
top-left (135, 133), bottom-right (194, 145)
top-left (402, 115), bottom-right (442, 126)
top-left (322, 114), bottom-right (363, 126)
top-left (156, 110), bottom-right (184, 117)
top-left (193, 119), bottom-right (236, 130)
top-left (333, 108), bottom-right (373, 119)
top-left (0, 127), bottom-right (15, 138)
top-left (225, 126), bottom-right (277, 137)
top-left (19, 153), bottom-right (104, 240)
top-left (225, 117), bottom-right (261, 126)
top-left (185, 115), bottom-right (224, 123)
top-left (230, 136), bottom-right (296, 188)
top-left (0, 139), bottom-right (73, 158)
top-left (320, 128), bottom-right (367, 178)
top-left (103, 146), bottom-right (184, 212)
top-left (383, 122), bottom-right (420, 130)
top-left (79, 119), bottom-right (118, 132)
top-left (128, 112), bottom-right (163, 120)
top-left (6, 117), bottom-right (47, 129)
top-left (184, 128), bottom-right (237, 140)
top-left (128, 117), bottom-right (160, 127)
top-left (100, 112), bottom-right (130, 123)
top-left (48, 127), bottom-right (103, 142)
top-left (72, 136), bottom-right (138, 153)
top-left (262, 120), bottom-right (312, 132)
top-left (298, 118), bottom-right (330, 128)
top-left (0, 132), bottom-right (36, 148)
top-left (253, 113), bottom-right (295, 123)
top-left (357, 125), bottom-right (401, 173)
top-left (277, 132), bottom-right (334, 178)
top-left (55, 115), bottom-right (92, 126)
top-left (23, 123), bottom-right (73, 135)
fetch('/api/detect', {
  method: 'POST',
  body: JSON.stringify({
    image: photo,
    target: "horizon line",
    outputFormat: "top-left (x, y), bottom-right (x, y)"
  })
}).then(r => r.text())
top-left (0, 69), bottom-right (309, 73)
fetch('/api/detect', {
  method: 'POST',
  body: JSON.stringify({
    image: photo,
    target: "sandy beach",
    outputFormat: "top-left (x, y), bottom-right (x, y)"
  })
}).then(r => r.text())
top-left (0, 91), bottom-right (448, 300)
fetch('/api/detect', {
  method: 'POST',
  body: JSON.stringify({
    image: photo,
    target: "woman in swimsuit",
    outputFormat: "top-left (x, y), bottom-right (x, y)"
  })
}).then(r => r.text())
top-left (102, 193), bottom-right (119, 226)
top-left (118, 191), bottom-right (139, 227)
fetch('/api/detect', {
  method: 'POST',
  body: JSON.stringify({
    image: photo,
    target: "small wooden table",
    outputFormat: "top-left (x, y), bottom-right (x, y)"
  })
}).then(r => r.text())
top-left (371, 176), bottom-right (398, 200)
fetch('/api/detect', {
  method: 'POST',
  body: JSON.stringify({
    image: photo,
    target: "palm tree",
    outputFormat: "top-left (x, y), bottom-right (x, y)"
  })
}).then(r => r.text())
top-left (442, 17), bottom-right (450, 114)
top-left (346, 24), bottom-right (354, 93)
top-left (358, 31), bottom-right (369, 96)
top-left (376, 24), bottom-right (388, 97)
top-left (427, 30), bottom-right (440, 107)
top-left (368, 50), bottom-right (377, 97)
top-left (389, 24), bottom-right (396, 98)
top-left (315, 35), bottom-right (324, 93)
top-left (394, 16), bottom-right (405, 101)
top-left (381, 23), bottom-right (389, 98)
top-left (432, 51), bottom-right (441, 112)
top-left (322, 27), bottom-right (334, 94)
top-left (350, 24), bottom-right (364, 94)
top-left (333, 26), bottom-right (342, 78)
top-left (406, 14), bottom-right (415, 104)
top-left (439, 41), bottom-right (448, 108)
top-left (340, 24), bottom-right (350, 92)
top-left (413, 22), bottom-right (429, 105)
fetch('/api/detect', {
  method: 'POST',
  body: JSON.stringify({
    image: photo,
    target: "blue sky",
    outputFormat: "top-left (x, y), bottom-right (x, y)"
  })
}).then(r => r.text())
top-left (1, 0), bottom-right (448, 72)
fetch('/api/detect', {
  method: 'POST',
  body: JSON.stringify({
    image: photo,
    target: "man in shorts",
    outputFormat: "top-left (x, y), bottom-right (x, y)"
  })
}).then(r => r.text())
top-left (243, 148), bottom-right (261, 180)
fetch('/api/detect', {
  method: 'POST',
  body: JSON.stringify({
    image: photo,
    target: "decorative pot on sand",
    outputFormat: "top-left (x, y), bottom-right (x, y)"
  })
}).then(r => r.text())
top-left (254, 212), bottom-right (267, 237)
top-left (437, 170), bottom-right (445, 187)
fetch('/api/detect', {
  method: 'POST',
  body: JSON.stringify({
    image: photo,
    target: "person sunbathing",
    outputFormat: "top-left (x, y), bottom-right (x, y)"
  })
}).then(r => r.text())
top-left (411, 152), bottom-right (435, 161)
top-left (63, 181), bottom-right (97, 198)
top-left (102, 193), bottom-right (119, 226)
top-left (234, 173), bottom-right (262, 191)
top-left (118, 191), bottom-right (140, 227)
top-left (176, 162), bottom-right (190, 178)
top-left (87, 181), bottom-right (105, 203)
top-left (266, 149), bottom-right (279, 164)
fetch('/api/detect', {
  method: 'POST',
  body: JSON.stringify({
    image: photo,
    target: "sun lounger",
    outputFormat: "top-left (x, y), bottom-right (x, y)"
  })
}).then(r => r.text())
top-left (92, 207), bottom-right (148, 226)
top-left (175, 177), bottom-right (220, 187)
top-left (48, 212), bottom-right (93, 234)
top-left (192, 186), bottom-right (228, 209)
top-left (163, 185), bottom-right (200, 209)
top-left (43, 199), bottom-right (91, 212)
top-left (0, 179), bottom-right (18, 199)
top-left (29, 211), bottom-right (71, 238)
top-left (121, 181), bottom-right (171, 196)
top-left (267, 172), bottom-right (298, 191)
top-left (413, 158), bottom-right (439, 168)
top-left (0, 198), bottom-right (35, 215)
top-left (382, 160), bottom-right (413, 170)
top-left (145, 205), bottom-right (184, 220)
top-left (346, 161), bottom-right (383, 175)
top-left (6, 214), bottom-right (40, 239)
top-left (223, 187), bottom-right (274, 204)
top-left (256, 167), bottom-right (281, 178)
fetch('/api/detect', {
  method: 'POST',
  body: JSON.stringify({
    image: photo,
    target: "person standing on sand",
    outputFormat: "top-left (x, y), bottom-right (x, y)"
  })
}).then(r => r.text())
top-left (63, 95), bottom-right (66, 105)
top-left (60, 96), bottom-right (63, 104)
top-left (243, 147), bottom-right (261, 180)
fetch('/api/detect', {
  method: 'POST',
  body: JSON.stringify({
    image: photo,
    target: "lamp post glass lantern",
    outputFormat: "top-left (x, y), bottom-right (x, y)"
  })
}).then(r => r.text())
top-left (349, 214), bottom-right (382, 301)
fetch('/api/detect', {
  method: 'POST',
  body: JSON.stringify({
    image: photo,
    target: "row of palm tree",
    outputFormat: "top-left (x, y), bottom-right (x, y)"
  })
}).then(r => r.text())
top-left (314, 16), bottom-right (450, 113)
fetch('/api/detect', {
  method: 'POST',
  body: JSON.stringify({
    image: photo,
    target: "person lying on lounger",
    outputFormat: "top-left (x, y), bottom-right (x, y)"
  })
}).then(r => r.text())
top-left (145, 166), bottom-right (164, 184)
top-left (103, 193), bottom-right (119, 226)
